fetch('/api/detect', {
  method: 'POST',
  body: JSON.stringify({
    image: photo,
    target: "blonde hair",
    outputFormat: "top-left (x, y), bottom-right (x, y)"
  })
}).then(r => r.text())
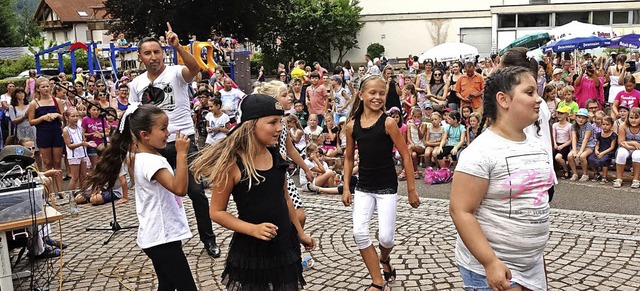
top-left (469, 112), bottom-right (481, 122)
top-left (562, 85), bottom-right (575, 95)
top-left (191, 120), bottom-right (264, 190)
top-left (33, 77), bottom-right (49, 101)
top-left (253, 80), bottom-right (287, 97)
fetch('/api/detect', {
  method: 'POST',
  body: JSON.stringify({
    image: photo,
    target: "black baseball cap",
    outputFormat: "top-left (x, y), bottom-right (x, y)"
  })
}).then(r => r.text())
top-left (228, 94), bottom-right (285, 135)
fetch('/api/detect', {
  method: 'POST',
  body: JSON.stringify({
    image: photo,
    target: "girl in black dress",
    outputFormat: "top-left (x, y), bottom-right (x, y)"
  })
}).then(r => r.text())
top-left (192, 94), bottom-right (315, 291)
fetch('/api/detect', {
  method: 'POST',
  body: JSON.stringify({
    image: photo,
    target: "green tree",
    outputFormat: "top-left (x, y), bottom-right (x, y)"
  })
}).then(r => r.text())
top-left (0, 0), bottom-right (19, 46)
top-left (104, 0), bottom-right (284, 43)
top-left (15, 6), bottom-right (42, 44)
top-left (254, 0), bottom-right (363, 70)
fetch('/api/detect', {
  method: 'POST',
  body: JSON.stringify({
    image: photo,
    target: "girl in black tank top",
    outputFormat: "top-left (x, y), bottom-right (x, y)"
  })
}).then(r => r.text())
top-left (341, 75), bottom-right (420, 291)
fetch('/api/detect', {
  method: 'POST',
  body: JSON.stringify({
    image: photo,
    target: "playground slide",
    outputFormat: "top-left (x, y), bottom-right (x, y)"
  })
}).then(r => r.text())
top-left (177, 42), bottom-right (217, 73)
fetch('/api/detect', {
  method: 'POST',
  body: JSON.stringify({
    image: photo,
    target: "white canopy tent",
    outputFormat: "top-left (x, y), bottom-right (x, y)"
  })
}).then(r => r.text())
top-left (548, 21), bottom-right (614, 41)
top-left (418, 43), bottom-right (479, 63)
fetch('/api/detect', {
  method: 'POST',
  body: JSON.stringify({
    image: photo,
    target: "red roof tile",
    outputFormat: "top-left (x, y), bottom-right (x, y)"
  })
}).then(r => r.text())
top-left (35, 0), bottom-right (109, 23)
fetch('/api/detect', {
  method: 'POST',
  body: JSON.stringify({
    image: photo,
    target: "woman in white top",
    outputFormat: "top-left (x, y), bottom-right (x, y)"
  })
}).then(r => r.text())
top-left (607, 54), bottom-right (627, 106)
top-left (450, 67), bottom-right (552, 291)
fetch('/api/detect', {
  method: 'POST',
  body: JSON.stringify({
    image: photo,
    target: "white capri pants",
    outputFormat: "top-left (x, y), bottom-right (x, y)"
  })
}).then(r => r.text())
top-left (615, 148), bottom-right (640, 164)
top-left (352, 191), bottom-right (397, 249)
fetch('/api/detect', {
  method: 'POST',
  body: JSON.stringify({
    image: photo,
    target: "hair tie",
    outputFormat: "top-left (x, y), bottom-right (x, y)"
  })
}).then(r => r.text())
top-left (119, 102), bottom-right (140, 133)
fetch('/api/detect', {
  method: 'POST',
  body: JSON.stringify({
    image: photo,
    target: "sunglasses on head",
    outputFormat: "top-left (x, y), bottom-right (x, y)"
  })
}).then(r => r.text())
top-left (27, 146), bottom-right (36, 151)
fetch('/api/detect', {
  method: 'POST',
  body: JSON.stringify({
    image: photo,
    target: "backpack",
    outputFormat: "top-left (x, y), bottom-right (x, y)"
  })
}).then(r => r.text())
top-left (423, 167), bottom-right (452, 185)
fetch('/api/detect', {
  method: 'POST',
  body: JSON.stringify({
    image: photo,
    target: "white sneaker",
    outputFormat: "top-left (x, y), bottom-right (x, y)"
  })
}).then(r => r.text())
top-left (579, 175), bottom-right (590, 182)
top-left (613, 179), bottom-right (623, 188)
top-left (631, 179), bottom-right (640, 189)
top-left (569, 174), bottom-right (579, 181)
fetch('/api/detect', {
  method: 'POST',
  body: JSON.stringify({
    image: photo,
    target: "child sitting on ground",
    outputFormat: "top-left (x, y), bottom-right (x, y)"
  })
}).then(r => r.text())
top-left (300, 144), bottom-right (337, 192)
top-left (75, 148), bottom-right (130, 205)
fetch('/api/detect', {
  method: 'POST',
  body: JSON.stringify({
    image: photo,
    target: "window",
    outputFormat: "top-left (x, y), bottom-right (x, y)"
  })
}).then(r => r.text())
top-left (77, 10), bottom-right (88, 17)
top-left (556, 12), bottom-right (588, 26)
top-left (499, 14), bottom-right (516, 28)
top-left (612, 11), bottom-right (629, 24)
top-left (592, 11), bottom-right (610, 25)
top-left (634, 10), bottom-right (640, 24)
top-left (518, 13), bottom-right (550, 27)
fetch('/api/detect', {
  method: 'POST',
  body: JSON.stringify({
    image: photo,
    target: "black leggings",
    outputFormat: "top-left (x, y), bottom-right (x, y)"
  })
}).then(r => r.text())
top-left (143, 241), bottom-right (197, 291)
top-left (436, 146), bottom-right (459, 161)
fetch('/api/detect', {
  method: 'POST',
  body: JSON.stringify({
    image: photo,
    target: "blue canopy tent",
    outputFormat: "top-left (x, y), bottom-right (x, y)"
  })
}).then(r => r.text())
top-left (613, 34), bottom-right (640, 49)
top-left (542, 36), bottom-right (612, 53)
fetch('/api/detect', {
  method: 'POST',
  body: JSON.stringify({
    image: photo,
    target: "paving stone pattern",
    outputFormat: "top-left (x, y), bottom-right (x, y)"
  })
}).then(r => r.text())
top-left (21, 192), bottom-right (640, 290)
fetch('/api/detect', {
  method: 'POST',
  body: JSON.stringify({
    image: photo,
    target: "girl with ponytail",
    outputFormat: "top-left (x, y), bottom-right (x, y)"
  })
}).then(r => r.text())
top-left (85, 104), bottom-right (197, 290)
top-left (450, 67), bottom-right (552, 291)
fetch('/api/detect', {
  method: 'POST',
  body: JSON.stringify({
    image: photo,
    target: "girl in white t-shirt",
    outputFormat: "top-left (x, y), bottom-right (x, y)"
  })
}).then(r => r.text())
top-left (205, 97), bottom-right (231, 145)
top-left (84, 104), bottom-right (197, 290)
top-left (300, 143), bottom-right (337, 190)
top-left (287, 114), bottom-right (306, 152)
top-left (304, 114), bottom-right (323, 144)
top-left (450, 67), bottom-right (552, 291)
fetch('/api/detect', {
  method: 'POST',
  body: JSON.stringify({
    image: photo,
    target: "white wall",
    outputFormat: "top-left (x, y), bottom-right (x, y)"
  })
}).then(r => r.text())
top-left (358, 0), bottom-right (501, 14)
top-left (335, 16), bottom-right (491, 62)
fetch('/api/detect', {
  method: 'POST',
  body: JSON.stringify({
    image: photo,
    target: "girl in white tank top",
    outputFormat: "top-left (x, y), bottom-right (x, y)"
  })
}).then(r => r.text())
top-left (62, 108), bottom-right (95, 192)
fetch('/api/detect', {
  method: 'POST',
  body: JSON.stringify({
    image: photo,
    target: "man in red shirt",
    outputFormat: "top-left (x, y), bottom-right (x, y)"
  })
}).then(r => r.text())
top-left (456, 62), bottom-right (485, 115)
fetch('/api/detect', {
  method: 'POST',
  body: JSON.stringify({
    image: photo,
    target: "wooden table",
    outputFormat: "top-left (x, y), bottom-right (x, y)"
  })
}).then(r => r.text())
top-left (0, 206), bottom-right (63, 291)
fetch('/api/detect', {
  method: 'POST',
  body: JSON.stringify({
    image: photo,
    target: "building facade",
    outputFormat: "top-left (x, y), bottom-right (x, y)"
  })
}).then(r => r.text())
top-left (34, 0), bottom-right (111, 45)
top-left (338, 0), bottom-right (640, 61)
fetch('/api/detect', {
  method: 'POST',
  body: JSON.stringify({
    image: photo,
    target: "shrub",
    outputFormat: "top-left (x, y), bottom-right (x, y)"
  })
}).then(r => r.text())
top-left (250, 52), bottom-right (263, 76)
top-left (0, 79), bottom-right (27, 95)
top-left (367, 43), bottom-right (385, 59)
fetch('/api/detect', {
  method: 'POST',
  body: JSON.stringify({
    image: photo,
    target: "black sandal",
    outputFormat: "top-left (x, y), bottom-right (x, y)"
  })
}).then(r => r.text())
top-left (364, 283), bottom-right (385, 291)
top-left (379, 258), bottom-right (396, 282)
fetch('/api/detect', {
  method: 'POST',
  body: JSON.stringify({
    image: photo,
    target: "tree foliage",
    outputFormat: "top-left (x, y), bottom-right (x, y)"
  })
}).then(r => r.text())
top-left (104, 0), bottom-right (284, 43)
top-left (0, 0), bottom-right (19, 46)
top-left (254, 0), bottom-right (363, 70)
top-left (105, 0), bottom-right (363, 71)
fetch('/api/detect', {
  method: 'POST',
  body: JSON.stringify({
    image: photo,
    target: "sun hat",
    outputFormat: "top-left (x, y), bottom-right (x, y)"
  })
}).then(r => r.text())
top-left (576, 108), bottom-right (589, 117)
top-left (228, 94), bottom-right (285, 135)
top-left (338, 116), bottom-right (347, 124)
top-left (553, 68), bottom-right (563, 75)
top-left (556, 106), bottom-right (571, 114)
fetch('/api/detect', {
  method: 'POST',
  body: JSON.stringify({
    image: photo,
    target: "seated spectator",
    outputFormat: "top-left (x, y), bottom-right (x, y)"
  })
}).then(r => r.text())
top-left (424, 112), bottom-right (443, 167)
top-left (304, 114), bottom-right (323, 144)
top-left (553, 107), bottom-right (573, 179)
top-left (406, 107), bottom-right (426, 178)
top-left (613, 105), bottom-right (629, 134)
top-left (287, 115), bottom-right (306, 153)
top-left (299, 144), bottom-right (337, 192)
top-left (588, 116), bottom-right (617, 184)
top-left (568, 109), bottom-right (596, 181)
top-left (613, 107), bottom-right (640, 188)
top-left (434, 110), bottom-right (466, 168)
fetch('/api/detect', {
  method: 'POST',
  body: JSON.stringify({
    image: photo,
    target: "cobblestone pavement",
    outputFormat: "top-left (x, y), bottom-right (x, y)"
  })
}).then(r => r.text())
top-left (14, 191), bottom-right (640, 290)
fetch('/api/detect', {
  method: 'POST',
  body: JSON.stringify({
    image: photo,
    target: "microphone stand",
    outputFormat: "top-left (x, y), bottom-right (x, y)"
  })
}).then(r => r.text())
top-left (54, 83), bottom-right (137, 244)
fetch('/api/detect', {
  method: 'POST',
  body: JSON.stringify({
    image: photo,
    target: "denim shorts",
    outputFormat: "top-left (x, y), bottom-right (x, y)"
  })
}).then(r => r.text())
top-left (458, 266), bottom-right (518, 291)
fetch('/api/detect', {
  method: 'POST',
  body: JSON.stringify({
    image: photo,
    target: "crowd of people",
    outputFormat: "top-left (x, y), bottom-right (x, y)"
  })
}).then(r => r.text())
top-left (5, 21), bottom-right (640, 289)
